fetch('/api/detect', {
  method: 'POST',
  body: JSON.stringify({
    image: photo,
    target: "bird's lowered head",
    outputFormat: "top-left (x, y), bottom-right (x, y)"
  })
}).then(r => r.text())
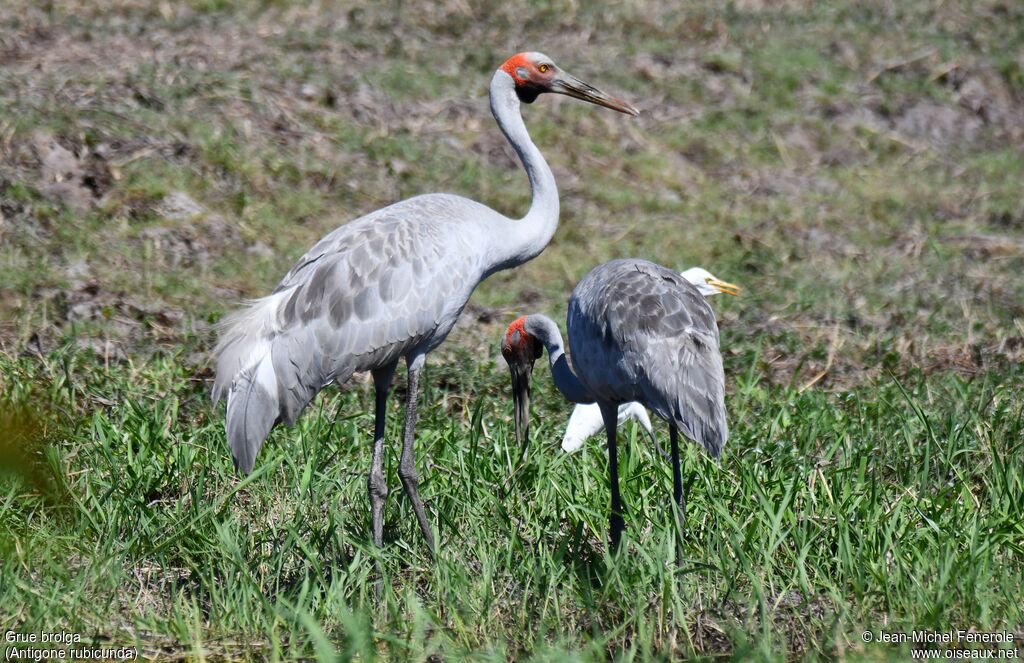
top-left (498, 51), bottom-right (639, 115)
top-left (680, 267), bottom-right (742, 298)
top-left (501, 315), bottom-right (545, 454)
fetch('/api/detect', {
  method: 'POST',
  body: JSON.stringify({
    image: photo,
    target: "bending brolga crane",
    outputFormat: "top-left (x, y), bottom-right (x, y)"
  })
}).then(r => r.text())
top-left (213, 52), bottom-right (638, 552)
top-left (501, 259), bottom-right (728, 548)
top-left (560, 267), bottom-right (738, 454)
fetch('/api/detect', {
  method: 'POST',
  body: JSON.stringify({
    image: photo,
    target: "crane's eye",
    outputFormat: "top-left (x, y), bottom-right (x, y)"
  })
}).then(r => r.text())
top-left (706, 278), bottom-right (713, 283)
top-left (538, 64), bottom-right (550, 73)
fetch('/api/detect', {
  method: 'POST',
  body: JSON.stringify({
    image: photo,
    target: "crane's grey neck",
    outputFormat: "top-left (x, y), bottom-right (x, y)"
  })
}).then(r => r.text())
top-left (487, 71), bottom-right (559, 269)
top-left (524, 314), bottom-right (594, 404)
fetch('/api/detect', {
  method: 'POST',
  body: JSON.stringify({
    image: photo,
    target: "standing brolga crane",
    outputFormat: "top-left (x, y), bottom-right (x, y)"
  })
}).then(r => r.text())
top-left (213, 52), bottom-right (638, 552)
top-left (501, 259), bottom-right (729, 549)
top-left (560, 267), bottom-right (739, 454)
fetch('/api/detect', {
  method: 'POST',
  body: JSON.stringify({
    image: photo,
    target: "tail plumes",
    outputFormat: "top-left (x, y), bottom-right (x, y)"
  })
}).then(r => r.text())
top-left (212, 291), bottom-right (290, 405)
top-left (225, 352), bottom-right (279, 473)
top-left (213, 291), bottom-right (290, 473)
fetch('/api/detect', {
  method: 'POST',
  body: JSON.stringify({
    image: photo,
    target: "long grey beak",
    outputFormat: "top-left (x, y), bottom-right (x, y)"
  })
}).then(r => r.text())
top-left (552, 72), bottom-right (640, 116)
top-left (509, 360), bottom-right (534, 456)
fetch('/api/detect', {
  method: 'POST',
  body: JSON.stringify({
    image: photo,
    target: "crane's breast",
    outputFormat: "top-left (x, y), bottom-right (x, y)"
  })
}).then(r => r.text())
top-left (567, 281), bottom-right (640, 403)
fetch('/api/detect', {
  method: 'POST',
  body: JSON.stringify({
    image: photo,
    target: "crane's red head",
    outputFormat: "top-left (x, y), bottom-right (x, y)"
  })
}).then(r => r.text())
top-left (497, 52), bottom-right (640, 115)
top-left (501, 315), bottom-right (544, 455)
top-left (500, 52), bottom-right (556, 91)
top-left (501, 316), bottom-right (542, 365)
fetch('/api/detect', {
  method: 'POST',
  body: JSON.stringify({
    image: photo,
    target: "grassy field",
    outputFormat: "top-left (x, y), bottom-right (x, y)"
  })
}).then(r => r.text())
top-left (2, 0), bottom-right (1023, 660)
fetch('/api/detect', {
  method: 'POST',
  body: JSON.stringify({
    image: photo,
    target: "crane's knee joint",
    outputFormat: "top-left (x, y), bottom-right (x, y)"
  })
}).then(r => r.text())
top-left (368, 471), bottom-right (388, 500)
top-left (397, 460), bottom-right (418, 485)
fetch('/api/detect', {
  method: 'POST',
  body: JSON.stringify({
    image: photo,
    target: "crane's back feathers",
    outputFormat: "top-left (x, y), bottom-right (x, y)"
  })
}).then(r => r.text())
top-left (212, 195), bottom-right (496, 473)
top-left (567, 259), bottom-right (728, 457)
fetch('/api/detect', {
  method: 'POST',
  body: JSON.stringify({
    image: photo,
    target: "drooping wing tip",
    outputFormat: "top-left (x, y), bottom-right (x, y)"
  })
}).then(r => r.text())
top-left (703, 429), bottom-right (726, 461)
top-left (232, 451), bottom-right (254, 475)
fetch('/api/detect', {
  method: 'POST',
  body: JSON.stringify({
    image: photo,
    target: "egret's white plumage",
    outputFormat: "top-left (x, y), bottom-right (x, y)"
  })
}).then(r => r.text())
top-left (562, 402), bottom-right (653, 453)
top-left (560, 266), bottom-right (738, 454)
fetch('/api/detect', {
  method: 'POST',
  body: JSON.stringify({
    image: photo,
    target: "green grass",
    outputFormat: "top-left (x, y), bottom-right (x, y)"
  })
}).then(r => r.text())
top-left (2, 346), bottom-right (1022, 660)
top-left (3, 0), bottom-right (1024, 659)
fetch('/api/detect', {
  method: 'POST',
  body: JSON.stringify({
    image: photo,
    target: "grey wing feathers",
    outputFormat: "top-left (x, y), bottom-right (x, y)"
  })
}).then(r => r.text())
top-left (570, 259), bottom-right (728, 457)
top-left (212, 194), bottom-right (484, 472)
top-left (642, 328), bottom-right (727, 457)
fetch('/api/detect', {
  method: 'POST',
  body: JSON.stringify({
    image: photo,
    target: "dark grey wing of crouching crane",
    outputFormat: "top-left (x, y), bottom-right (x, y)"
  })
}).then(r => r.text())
top-left (502, 259), bottom-right (728, 551)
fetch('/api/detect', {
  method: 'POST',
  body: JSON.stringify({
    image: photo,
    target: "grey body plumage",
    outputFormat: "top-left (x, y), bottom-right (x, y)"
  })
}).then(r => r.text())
top-left (212, 51), bottom-right (638, 553)
top-left (213, 194), bottom-right (496, 472)
top-left (568, 258), bottom-right (727, 457)
top-left (503, 258), bottom-right (729, 550)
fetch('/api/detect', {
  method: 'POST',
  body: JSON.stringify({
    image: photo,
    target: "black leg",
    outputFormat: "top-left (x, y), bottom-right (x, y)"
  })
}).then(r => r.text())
top-left (600, 402), bottom-right (624, 551)
top-left (369, 362), bottom-right (398, 548)
top-left (670, 423), bottom-right (686, 562)
top-left (398, 354), bottom-right (435, 552)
